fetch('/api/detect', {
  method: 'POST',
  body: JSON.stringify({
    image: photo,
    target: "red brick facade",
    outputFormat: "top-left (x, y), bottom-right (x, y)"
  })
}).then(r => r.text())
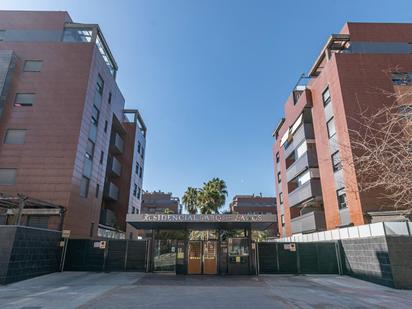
top-left (0, 11), bottom-right (146, 238)
top-left (273, 23), bottom-right (412, 237)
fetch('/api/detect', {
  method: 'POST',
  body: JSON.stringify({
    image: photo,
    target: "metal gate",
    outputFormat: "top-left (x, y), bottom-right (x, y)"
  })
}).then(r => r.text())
top-left (258, 241), bottom-right (342, 274)
top-left (64, 239), bottom-right (147, 272)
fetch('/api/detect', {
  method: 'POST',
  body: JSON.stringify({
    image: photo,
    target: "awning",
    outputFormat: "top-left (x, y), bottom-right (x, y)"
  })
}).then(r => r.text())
top-left (126, 213), bottom-right (277, 231)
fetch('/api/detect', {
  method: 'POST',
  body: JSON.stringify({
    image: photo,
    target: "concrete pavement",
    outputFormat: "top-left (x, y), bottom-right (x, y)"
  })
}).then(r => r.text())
top-left (0, 272), bottom-right (411, 308)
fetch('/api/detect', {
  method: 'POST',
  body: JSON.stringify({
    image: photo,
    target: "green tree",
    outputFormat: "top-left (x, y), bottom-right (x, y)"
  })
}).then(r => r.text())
top-left (198, 178), bottom-right (228, 214)
top-left (182, 187), bottom-right (199, 214)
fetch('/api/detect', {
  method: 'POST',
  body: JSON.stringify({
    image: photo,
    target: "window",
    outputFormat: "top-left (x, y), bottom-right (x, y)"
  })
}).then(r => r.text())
top-left (96, 33), bottom-right (116, 76)
top-left (0, 30), bottom-right (5, 41)
top-left (99, 151), bottom-right (104, 164)
top-left (277, 172), bottom-right (281, 183)
top-left (275, 152), bottom-right (280, 163)
top-left (281, 214), bottom-right (285, 226)
top-left (96, 184), bottom-right (100, 198)
top-left (297, 170), bottom-right (311, 186)
top-left (399, 105), bottom-right (412, 120)
top-left (27, 216), bottom-right (48, 229)
top-left (141, 146), bottom-right (145, 159)
top-left (83, 157), bottom-right (92, 178)
top-left (133, 183), bottom-right (137, 196)
top-left (97, 74), bottom-right (104, 95)
top-left (296, 141), bottom-right (307, 159)
top-left (108, 92), bottom-right (112, 104)
top-left (62, 27), bottom-right (93, 42)
top-left (279, 192), bottom-right (283, 204)
top-left (391, 73), bottom-right (412, 85)
top-left (4, 129), bottom-right (26, 144)
top-left (337, 188), bottom-right (347, 209)
top-left (327, 117), bottom-right (336, 138)
top-left (85, 139), bottom-right (95, 159)
top-left (23, 60), bottom-right (43, 72)
top-left (137, 187), bottom-right (141, 199)
top-left (331, 151), bottom-right (342, 172)
top-left (80, 176), bottom-right (90, 197)
top-left (92, 105), bottom-right (100, 125)
top-left (139, 166), bottom-right (143, 178)
top-left (135, 162), bottom-right (139, 175)
top-left (104, 120), bottom-right (108, 133)
top-left (88, 123), bottom-right (97, 142)
top-left (14, 93), bottom-right (35, 107)
top-left (137, 141), bottom-right (141, 154)
top-left (0, 168), bottom-right (16, 185)
top-left (322, 87), bottom-right (331, 106)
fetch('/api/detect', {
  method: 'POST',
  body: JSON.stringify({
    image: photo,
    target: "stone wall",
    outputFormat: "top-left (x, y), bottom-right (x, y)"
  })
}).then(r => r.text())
top-left (0, 225), bottom-right (61, 284)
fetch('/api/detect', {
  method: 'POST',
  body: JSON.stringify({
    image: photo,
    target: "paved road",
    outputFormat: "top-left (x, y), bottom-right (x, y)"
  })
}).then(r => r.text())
top-left (1, 272), bottom-right (412, 308)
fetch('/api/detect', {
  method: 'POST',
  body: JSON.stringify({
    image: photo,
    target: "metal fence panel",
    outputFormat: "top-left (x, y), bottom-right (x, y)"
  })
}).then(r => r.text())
top-left (257, 243), bottom-right (278, 274)
top-left (126, 240), bottom-right (147, 271)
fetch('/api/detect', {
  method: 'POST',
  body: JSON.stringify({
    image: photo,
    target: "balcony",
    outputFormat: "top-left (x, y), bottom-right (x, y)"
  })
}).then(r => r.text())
top-left (291, 210), bottom-right (326, 234)
top-left (108, 156), bottom-right (122, 177)
top-left (284, 123), bottom-right (315, 158)
top-left (288, 179), bottom-right (322, 207)
top-left (109, 132), bottom-right (124, 155)
top-left (104, 182), bottom-right (119, 201)
top-left (99, 208), bottom-right (117, 227)
top-left (339, 207), bottom-right (351, 226)
top-left (286, 150), bottom-right (318, 182)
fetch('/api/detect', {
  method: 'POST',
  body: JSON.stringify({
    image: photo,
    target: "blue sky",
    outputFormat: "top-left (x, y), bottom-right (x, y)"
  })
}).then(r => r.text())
top-left (3, 0), bottom-right (412, 211)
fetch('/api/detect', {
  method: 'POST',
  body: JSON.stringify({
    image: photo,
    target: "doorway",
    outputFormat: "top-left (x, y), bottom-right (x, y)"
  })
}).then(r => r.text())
top-left (187, 240), bottom-right (218, 274)
top-left (203, 240), bottom-right (218, 274)
top-left (188, 241), bottom-right (202, 274)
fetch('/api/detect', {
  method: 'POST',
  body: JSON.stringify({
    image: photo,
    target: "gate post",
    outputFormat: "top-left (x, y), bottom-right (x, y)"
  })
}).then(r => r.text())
top-left (296, 243), bottom-right (301, 274)
top-left (275, 242), bottom-right (280, 272)
top-left (124, 239), bottom-right (129, 271)
top-left (335, 241), bottom-right (343, 275)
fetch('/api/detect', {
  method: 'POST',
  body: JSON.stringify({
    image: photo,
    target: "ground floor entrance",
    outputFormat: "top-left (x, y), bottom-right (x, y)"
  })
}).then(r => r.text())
top-left (188, 240), bottom-right (217, 274)
top-left (126, 213), bottom-right (277, 275)
top-left (151, 230), bottom-right (254, 275)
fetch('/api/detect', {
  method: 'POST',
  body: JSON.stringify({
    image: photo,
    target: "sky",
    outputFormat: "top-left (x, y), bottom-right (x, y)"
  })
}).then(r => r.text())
top-left (2, 0), bottom-right (412, 211)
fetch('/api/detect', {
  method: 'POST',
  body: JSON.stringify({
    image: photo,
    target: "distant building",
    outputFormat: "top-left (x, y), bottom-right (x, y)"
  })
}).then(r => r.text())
top-left (230, 195), bottom-right (277, 215)
top-left (141, 191), bottom-right (180, 214)
top-left (0, 11), bottom-right (146, 239)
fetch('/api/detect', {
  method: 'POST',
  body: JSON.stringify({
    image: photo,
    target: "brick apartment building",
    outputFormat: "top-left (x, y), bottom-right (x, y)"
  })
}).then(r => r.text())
top-left (273, 22), bottom-right (412, 237)
top-left (141, 191), bottom-right (181, 214)
top-left (0, 11), bottom-right (146, 238)
top-left (230, 195), bottom-right (278, 237)
top-left (230, 194), bottom-right (277, 215)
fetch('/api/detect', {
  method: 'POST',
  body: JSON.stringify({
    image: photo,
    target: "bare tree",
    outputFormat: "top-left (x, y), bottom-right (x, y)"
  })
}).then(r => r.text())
top-left (348, 84), bottom-right (412, 213)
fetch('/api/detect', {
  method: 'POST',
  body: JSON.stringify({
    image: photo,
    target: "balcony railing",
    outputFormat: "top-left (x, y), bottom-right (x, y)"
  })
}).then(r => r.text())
top-left (288, 179), bottom-right (322, 207)
top-left (104, 182), bottom-right (119, 201)
top-left (108, 156), bottom-right (122, 177)
top-left (291, 210), bottom-right (326, 234)
top-left (339, 207), bottom-right (351, 226)
top-left (286, 151), bottom-right (318, 183)
top-left (109, 132), bottom-right (124, 154)
top-left (284, 123), bottom-right (315, 158)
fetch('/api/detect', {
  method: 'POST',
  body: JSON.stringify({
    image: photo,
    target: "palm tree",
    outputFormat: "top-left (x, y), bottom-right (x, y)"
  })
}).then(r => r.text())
top-left (198, 178), bottom-right (228, 214)
top-left (182, 187), bottom-right (199, 214)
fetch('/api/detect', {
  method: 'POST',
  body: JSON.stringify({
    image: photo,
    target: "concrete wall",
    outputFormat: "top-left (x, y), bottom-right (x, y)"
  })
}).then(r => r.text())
top-left (341, 236), bottom-right (393, 287)
top-left (0, 225), bottom-right (61, 284)
top-left (386, 236), bottom-right (412, 289)
top-left (341, 235), bottom-right (412, 289)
